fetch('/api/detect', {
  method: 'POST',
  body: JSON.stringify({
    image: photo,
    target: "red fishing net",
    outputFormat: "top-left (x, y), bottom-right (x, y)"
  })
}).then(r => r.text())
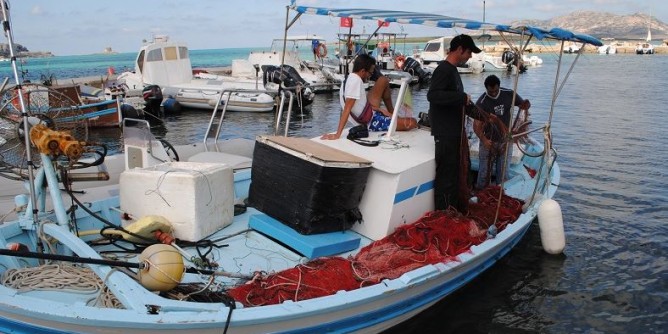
top-left (228, 187), bottom-right (523, 307)
top-left (227, 257), bottom-right (359, 306)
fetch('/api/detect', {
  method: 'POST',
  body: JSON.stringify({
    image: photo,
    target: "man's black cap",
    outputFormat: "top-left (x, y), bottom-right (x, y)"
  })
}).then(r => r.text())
top-left (450, 34), bottom-right (482, 53)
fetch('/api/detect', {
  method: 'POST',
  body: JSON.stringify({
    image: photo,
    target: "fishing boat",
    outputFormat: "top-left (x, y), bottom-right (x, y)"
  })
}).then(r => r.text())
top-left (0, 83), bottom-right (141, 128)
top-left (0, 2), bottom-right (601, 333)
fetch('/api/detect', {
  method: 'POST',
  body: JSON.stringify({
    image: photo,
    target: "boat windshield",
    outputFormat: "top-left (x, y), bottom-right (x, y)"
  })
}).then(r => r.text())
top-left (270, 39), bottom-right (325, 52)
top-left (424, 42), bottom-right (441, 52)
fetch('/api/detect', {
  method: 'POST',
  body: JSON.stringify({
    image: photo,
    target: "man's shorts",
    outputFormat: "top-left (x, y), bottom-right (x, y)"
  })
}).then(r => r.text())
top-left (369, 111), bottom-right (391, 131)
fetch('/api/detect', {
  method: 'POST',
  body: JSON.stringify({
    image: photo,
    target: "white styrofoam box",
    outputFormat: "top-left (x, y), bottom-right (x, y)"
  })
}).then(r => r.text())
top-left (120, 162), bottom-right (234, 241)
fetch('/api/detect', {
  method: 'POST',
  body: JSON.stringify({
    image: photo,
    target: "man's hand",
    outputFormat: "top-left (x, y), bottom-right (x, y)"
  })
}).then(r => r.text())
top-left (321, 133), bottom-right (341, 140)
top-left (378, 107), bottom-right (391, 117)
top-left (486, 114), bottom-right (509, 141)
top-left (520, 99), bottom-right (531, 110)
top-left (481, 137), bottom-right (493, 149)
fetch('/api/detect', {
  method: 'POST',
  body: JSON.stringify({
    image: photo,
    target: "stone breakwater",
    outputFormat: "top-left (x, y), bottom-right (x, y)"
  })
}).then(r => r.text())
top-left (481, 41), bottom-right (668, 54)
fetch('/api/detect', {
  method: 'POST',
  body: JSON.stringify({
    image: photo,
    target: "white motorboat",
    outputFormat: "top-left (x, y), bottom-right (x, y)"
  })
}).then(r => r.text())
top-left (414, 36), bottom-right (485, 74)
top-left (117, 35), bottom-right (278, 112)
top-left (522, 54), bottom-right (543, 66)
top-left (635, 42), bottom-right (655, 54)
top-left (598, 38), bottom-right (618, 55)
top-left (372, 33), bottom-right (431, 87)
top-left (636, 24), bottom-right (655, 54)
top-left (483, 53), bottom-right (512, 72)
top-left (230, 34), bottom-right (340, 93)
top-left (0, 2), bottom-right (603, 333)
top-left (598, 45), bottom-right (616, 54)
top-left (564, 43), bottom-right (581, 54)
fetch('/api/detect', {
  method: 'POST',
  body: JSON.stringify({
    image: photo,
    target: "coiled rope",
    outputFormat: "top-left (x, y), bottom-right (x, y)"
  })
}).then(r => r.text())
top-left (1, 263), bottom-right (123, 308)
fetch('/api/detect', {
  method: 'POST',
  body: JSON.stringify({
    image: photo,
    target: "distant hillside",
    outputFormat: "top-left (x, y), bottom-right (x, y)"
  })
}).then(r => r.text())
top-left (512, 12), bottom-right (667, 40)
top-left (0, 43), bottom-right (54, 58)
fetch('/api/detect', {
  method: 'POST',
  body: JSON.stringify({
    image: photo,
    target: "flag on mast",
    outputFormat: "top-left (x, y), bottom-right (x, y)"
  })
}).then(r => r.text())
top-left (340, 17), bottom-right (353, 28)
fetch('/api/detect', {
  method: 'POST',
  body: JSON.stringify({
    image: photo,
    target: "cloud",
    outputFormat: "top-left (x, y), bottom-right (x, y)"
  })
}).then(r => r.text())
top-left (29, 5), bottom-right (44, 15)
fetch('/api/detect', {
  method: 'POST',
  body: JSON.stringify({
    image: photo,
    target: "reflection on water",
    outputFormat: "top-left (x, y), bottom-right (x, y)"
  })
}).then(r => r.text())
top-left (86, 54), bottom-right (668, 333)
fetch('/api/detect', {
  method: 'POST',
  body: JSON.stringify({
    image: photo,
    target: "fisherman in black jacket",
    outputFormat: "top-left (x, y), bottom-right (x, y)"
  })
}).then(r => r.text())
top-left (427, 34), bottom-right (498, 212)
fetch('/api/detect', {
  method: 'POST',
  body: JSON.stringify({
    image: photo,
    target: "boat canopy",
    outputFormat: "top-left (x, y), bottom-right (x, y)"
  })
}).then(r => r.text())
top-left (289, 3), bottom-right (603, 47)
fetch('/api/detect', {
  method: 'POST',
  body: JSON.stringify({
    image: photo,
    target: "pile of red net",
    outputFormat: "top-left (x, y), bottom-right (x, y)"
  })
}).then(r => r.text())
top-left (227, 257), bottom-right (360, 306)
top-left (228, 186), bottom-right (523, 306)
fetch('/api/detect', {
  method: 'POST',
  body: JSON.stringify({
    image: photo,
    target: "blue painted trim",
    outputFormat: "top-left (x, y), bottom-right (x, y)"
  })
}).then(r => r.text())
top-left (393, 187), bottom-right (416, 204)
top-left (0, 316), bottom-right (70, 334)
top-left (394, 180), bottom-right (434, 204)
top-left (416, 180), bottom-right (434, 195)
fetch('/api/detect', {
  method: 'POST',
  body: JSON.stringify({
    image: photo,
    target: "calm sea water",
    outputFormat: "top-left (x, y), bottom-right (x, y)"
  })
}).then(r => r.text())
top-left (0, 48), bottom-right (263, 83)
top-left (4, 50), bottom-right (667, 333)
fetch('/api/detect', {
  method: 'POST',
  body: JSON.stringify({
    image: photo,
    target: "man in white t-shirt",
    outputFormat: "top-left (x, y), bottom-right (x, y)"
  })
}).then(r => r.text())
top-left (321, 54), bottom-right (416, 140)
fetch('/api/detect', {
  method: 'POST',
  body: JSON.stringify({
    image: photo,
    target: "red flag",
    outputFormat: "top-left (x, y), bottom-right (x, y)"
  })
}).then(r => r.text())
top-left (340, 17), bottom-right (353, 28)
top-left (377, 20), bottom-right (390, 27)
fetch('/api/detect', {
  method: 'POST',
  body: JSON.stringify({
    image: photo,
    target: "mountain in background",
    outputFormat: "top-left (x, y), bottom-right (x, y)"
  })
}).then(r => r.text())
top-left (511, 11), bottom-right (667, 40)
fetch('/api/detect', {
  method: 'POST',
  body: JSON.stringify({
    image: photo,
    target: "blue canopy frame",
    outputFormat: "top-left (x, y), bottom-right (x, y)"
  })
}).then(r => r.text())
top-left (289, 3), bottom-right (602, 47)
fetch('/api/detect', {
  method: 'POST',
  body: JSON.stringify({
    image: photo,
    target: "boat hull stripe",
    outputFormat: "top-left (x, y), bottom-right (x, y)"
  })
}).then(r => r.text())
top-left (394, 180), bottom-right (434, 204)
top-left (394, 187), bottom-right (417, 204)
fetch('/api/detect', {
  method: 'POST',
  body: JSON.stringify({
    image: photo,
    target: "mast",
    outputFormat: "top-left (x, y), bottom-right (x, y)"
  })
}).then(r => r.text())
top-left (646, 10), bottom-right (652, 42)
top-left (482, 1), bottom-right (486, 47)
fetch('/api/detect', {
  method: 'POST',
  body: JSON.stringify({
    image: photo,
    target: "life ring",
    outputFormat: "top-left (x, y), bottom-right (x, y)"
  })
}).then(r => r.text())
top-left (394, 55), bottom-right (406, 69)
top-left (315, 43), bottom-right (328, 58)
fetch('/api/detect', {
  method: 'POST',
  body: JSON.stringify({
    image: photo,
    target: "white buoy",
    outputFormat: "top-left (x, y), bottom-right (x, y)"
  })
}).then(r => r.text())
top-left (138, 244), bottom-right (184, 291)
top-left (537, 199), bottom-right (566, 254)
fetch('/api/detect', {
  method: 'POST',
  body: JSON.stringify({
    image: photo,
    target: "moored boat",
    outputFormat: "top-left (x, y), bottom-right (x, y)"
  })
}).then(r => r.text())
top-left (635, 42), bottom-right (655, 54)
top-left (414, 36), bottom-right (485, 74)
top-left (0, 2), bottom-right (602, 333)
top-left (117, 35), bottom-right (311, 113)
top-left (635, 20), bottom-right (655, 55)
top-left (233, 34), bottom-right (340, 93)
top-left (0, 83), bottom-right (141, 128)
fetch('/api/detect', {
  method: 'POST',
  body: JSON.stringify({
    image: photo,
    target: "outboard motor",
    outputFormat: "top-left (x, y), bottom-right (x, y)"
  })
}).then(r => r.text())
top-left (402, 57), bottom-right (431, 85)
top-left (501, 50), bottom-right (516, 65)
top-left (142, 85), bottom-right (163, 115)
top-left (262, 65), bottom-right (314, 108)
top-left (501, 50), bottom-right (527, 73)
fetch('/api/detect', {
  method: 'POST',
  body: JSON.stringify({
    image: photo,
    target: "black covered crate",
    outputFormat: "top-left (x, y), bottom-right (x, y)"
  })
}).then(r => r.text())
top-left (248, 136), bottom-right (372, 234)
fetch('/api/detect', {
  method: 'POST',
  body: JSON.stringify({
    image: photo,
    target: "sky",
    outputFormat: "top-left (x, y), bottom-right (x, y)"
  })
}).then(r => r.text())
top-left (3, 0), bottom-right (665, 56)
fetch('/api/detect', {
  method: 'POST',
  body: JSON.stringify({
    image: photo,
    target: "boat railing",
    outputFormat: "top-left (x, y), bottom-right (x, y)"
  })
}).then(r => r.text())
top-left (274, 90), bottom-right (295, 137)
top-left (203, 87), bottom-right (299, 147)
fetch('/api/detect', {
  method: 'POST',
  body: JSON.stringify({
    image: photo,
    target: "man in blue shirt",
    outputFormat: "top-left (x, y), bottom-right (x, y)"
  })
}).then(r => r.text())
top-left (474, 74), bottom-right (530, 189)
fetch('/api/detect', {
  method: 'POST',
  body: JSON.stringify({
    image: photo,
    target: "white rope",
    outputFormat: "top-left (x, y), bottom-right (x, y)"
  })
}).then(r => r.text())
top-left (1, 263), bottom-right (123, 308)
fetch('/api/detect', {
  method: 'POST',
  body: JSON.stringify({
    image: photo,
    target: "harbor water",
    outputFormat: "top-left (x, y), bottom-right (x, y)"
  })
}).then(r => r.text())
top-left (2, 51), bottom-right (667, 333)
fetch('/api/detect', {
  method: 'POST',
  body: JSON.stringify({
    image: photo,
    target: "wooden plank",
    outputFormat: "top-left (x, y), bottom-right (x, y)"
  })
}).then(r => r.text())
top-left (259, 136), bottom-right (372, 165)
